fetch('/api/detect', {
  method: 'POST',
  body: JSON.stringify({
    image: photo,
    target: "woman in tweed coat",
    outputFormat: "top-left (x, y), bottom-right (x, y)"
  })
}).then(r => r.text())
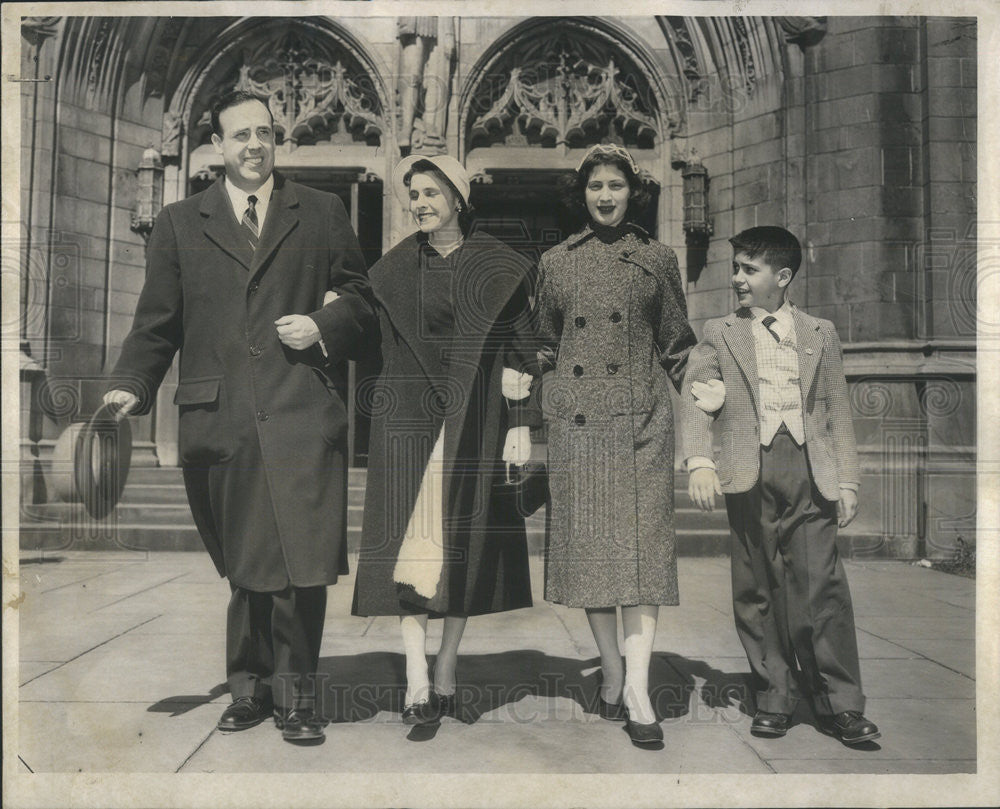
top-left (536, 144), bottom-right (698, 744)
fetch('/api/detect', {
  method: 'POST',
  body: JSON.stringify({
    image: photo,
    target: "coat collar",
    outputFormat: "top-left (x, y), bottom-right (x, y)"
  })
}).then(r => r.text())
top-left (200, 172), bottom-right (300, 276)
top-left (370, 229), bottom-right (532, 383)
top-left (565, 221), bottom-right (652, 251)
top-left (721, 303), bottom-right (826, 406)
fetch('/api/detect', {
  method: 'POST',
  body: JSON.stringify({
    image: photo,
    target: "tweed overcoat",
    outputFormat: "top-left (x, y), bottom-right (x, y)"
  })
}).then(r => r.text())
top-left (351, 231), bottom-right (540, 617)
top-left (110, 175), bottom-right (377, 591)
top-left (678, 304), bottom-right (861, 500)
top-left (536, 225), bottom-right (697, 608)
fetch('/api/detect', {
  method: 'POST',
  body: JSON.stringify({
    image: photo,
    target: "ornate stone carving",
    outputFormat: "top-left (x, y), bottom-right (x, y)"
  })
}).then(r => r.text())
top-left (232, 31), bottom-right (383, 150)
top-left (21, 16), bottom-right (60, 48)
top-left (731, 17), bottom-right (757, 95)
top-left (775, 16), bottom-right (828, 48)
top-left (469, 35), bottom-right (657, 148)
top-left (662, 17), bottom-right (704, 102)
top-left (161, 111), bottom-right (182, 158)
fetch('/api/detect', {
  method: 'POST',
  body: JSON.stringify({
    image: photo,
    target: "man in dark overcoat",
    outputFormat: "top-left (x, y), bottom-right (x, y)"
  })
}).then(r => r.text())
top-left (105, 91), bottom-right (376, 742)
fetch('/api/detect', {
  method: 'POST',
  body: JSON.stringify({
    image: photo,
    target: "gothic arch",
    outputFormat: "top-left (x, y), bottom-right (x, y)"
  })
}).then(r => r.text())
top-left (161, 17), bottom-right (391, 169)
top-left (458, 17), bottom-right (681, 162)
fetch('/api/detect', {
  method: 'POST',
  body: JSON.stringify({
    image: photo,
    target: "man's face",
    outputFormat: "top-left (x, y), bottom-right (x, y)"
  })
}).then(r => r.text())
top-left (731, 250), bottom-right (790, 311)
top-left (211, 100), bottom-right (275, 192)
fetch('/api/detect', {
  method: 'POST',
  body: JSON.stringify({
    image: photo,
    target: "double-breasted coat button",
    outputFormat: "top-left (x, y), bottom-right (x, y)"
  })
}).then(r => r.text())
top-left (574, 414), bottom-right (586, 426)
top-left (248, 281), bottom-right (259, 294)
top-left (575, 316), bottom-right (586, 328)
top-left (607, 363), bottom-right (620, 374)
top-left (573, 365), bottom-right (584, 377)
top-left (610, 311), bottom-right (622, 323)
top-left (256, 409), bottom-right (269, 422)
top-left (249, 343), bottom-right (261, 356)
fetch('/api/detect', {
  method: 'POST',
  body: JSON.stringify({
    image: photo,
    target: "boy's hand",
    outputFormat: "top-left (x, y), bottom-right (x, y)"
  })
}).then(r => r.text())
top-left (688, 467), bottom-right (723, 511)
top-left (837, 488), bottom-right (858, 528)
top-left (691, 379), bottom-right (726, 413)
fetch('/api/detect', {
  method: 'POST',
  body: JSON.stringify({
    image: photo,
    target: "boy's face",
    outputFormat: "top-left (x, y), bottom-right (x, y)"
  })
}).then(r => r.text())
top-left (731, 250), bottom-right (791, 312)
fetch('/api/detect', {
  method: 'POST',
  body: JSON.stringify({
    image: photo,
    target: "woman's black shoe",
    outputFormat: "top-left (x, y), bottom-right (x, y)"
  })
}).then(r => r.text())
top-left (434, 690), bottom-right (456, 719)
top-left (597, 697), bottom-right (627, 721)
top-left (624, 718), bottom-right (664, 745)
top-left (402, 692), bottom-right (441, 725)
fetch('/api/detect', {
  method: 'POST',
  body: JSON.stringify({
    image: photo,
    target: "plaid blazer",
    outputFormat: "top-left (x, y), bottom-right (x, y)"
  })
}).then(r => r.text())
top-left (679, 304), bottom-right (860, 500)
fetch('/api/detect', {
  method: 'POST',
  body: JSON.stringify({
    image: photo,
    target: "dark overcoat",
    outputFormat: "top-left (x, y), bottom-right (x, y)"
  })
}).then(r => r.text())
top-left (536, 225), bottom-right (696, 608)
top-left (110, 174), bottom-right (376, 591)
top-left (351, 231), bottom-right (540, 617)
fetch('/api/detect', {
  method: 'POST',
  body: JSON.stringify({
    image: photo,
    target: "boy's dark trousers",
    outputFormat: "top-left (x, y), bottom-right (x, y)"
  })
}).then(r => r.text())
top-left (724, 426), bottom-right (865, 717)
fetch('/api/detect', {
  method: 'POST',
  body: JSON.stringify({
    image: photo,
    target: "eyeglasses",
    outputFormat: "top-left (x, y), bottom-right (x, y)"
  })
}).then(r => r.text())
top-left (576, 144), bottom-right (641, 177)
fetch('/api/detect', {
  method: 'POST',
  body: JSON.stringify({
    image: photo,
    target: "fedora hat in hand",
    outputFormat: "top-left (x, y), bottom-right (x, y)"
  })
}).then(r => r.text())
top-left (74, 402), bottom-right (133, 519)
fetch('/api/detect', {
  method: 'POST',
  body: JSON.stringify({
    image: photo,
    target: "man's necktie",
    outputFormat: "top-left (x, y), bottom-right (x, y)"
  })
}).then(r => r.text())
top-left (761, 315), bottom-right (780, 342)
top-left (241, 195), bottom-right (259, 250)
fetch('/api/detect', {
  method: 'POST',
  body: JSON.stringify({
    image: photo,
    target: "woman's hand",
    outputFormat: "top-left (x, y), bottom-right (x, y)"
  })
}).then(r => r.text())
top-left (502, 426), bottom-right (532, 465)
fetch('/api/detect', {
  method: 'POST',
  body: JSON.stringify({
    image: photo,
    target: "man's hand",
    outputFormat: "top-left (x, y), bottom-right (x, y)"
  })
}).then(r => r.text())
top-left (103, 389), bottom-right (138, 422)
top-left (502, 426), bottom-right (532, 466)
top-left (275, 314), bottom-right (321, 350)
top-left (838, 488), bottom-right (859, 528)
top-left (688, 467), bottom-right (723, 512)
top-left (691, 379), bottom-right (726, 413)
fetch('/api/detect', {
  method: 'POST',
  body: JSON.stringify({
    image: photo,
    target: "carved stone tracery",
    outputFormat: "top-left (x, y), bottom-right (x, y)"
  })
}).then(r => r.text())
top-left (230, 33), bottom-right (383, 150)
top-left (468, 33), bottom-right (658, 149)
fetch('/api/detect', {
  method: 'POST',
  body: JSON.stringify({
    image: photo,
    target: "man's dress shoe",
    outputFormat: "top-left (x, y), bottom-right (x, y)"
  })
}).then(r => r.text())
top-left (217, 696), bottom-right (272, 732)
top-left (819, 711), bottom-right (881, 745)
top-left (275, 707), bottom-right (326, 742)
top-left (751, 710), bottom-right (790, 737)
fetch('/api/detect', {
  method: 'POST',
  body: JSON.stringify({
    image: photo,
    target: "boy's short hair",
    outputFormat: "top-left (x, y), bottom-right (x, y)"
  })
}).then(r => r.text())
top-left (729, 226), bottom-right (802, 278)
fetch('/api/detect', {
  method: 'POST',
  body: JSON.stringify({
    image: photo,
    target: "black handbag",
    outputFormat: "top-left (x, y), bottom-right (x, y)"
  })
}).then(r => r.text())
top-left (493, 461), bottom-right (549, 518)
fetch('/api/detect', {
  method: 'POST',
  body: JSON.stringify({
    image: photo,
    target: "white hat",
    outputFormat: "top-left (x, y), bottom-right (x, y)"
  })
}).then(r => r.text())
top-left (392, 154), bottom-right (471, 208)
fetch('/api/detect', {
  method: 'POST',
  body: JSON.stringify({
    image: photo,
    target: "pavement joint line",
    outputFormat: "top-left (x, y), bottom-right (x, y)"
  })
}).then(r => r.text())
top-left (93, 572), bottom-right (191, 612)
top-left (18, 755), bottom-right (34, 773)
top-left (359, 616), bottom-right (376, 637)
top-left (547, 607), bottom-right (591, 657)
top-left (175, 727), bottom-right (220, 773)
top-left (35, 564), bottom-right (131, 594)
top-left (18, 614), bottom-right (163, 687)
top-left (856, 629), bottom-right (976, 682)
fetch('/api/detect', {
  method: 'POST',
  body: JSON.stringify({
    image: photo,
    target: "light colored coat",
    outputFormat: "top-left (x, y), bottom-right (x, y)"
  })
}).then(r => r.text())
top-left (679, 304), bottom-right (859, 501)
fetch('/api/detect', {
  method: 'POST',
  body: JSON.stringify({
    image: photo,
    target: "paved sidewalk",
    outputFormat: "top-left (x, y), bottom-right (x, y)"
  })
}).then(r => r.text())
top-left (15, 550), bottom-right (975, 776)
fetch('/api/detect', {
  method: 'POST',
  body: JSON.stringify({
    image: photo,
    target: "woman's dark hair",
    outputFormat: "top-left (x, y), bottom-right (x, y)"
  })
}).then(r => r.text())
top-left (560, 150), bottom-right (653, 229)
top-left (403, 160), bottom-right (474, 235)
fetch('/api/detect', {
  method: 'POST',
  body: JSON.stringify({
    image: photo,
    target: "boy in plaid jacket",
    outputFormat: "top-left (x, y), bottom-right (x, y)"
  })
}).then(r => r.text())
top-left (680, 226), bottom-right (879, 745)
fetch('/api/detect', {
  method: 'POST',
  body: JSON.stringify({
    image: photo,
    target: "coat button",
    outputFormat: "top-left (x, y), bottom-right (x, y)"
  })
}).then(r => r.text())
top-left (248, 281), bottom-right (259, 294)
top-left (607, 363), bottom-right (619, 375)
top-left (256, 409), bottom-right (269, 422)
top-left (249, 344), bottom-right (261, 356)
top-left (573, 365), bottom-right (584, 377)
top-left (610, 312), bottom-right (622, 323)
top-left (574, 413), bottom-right (586, 426)
top-left (575, 316), bottom-right (586, 328)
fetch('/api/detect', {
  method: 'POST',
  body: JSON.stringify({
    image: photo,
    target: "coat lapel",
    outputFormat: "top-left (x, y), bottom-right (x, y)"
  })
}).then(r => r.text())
top-left (793, 305), bottom-right (824, 397)
top-left (200, 179), bottom-right (253, 270)
top-left (721, 309), bottom-right (760, 414)
top-left (251, 174), bottom-right (299, 277)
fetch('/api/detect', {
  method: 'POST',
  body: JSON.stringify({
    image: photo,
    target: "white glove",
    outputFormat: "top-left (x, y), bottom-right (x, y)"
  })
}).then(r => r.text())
top-left (502, 425), bottom-right (532, 465)
top-left (103, 389), bottom-right (138, 422)
top-left (691, 379), bottom-right (726, 413)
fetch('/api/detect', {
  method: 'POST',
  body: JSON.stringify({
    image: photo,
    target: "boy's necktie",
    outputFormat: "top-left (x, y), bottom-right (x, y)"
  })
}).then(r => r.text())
top-left (241, 195), bottom-right (259, 250)
top-left (761, 315), bottom-right (780, 342)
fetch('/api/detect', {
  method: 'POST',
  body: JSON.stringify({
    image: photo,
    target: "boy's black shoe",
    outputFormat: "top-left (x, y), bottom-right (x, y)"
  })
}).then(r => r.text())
top-left (819, 711), bottom-right (881, 745)
top-left (751, 710), bottom-right (790, 737)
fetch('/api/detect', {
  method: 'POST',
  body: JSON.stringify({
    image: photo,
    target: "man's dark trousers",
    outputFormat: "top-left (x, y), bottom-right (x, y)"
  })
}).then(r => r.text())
top-left (226, 585), bottom-right (327, 712)
top-left (724, 427), bottom-right (865, 717)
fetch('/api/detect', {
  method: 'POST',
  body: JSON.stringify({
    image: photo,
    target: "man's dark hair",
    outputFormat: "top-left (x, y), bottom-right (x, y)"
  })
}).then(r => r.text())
top-left (729, 226), bottom-right (802, 278)
top-left (211, 91), bottom-right (272, 136)
top-left (560, 151), bottom-right (653, 230)
top-left (403, 159), bottom-right (475, 235)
